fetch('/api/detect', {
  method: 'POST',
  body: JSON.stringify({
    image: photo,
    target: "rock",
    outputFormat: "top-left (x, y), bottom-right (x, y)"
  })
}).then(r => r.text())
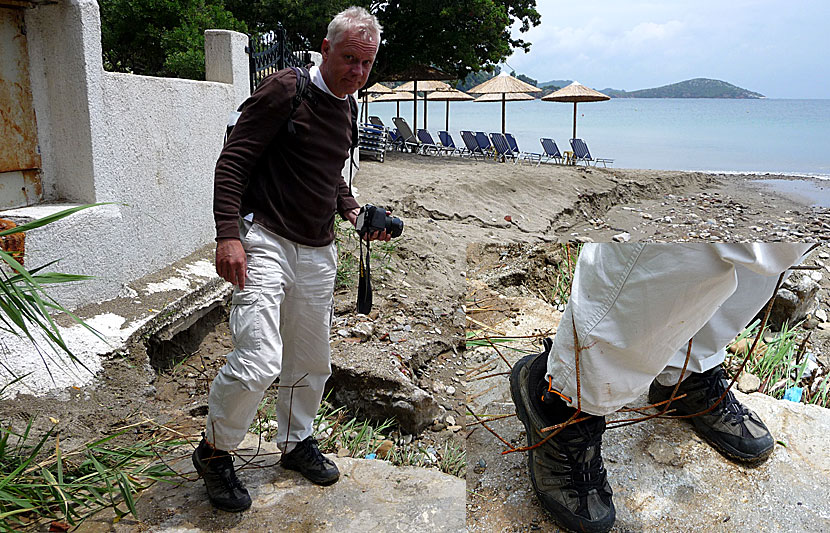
top-left (612, 232), bottom-right (631, 242)
top-left (431, 420), bottom-right (447, 432)
top-left (350, 322), bottom-right (374, 341)
top-left (764, 275), bottom-right (820, 331)
top-left (737, 371), bottom-right (761, 393)
top-left (337, 447), bottom-right (351, 458)
top-left (93, 433), bottom-right (465, 532)
top-left (337, 329), bottom-right (350, 337)
top-left (445, 386), bottom-right (456, 395)
top-left (432, 381), bottom-right (445, 393)
top-left (389, 330), bottom-right (407, 343)
top-left (816, 308), bottom-right (828, 322)
top-left (448, 425), bottom-right (462, 432)
top-left (376, 439), bottom-right (395, 458)
top-left (446, 415), bottom-right (456, 426)
top-left (328, 368), bottom-right (441, 434)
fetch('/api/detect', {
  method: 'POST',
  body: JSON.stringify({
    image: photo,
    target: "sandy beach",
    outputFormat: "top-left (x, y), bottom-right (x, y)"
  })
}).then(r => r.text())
top-left (354, 151), bottom-right (830, 245)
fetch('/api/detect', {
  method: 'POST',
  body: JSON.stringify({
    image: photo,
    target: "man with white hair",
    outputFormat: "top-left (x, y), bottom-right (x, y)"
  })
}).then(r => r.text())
top-left (193, 7), bottom-right (384, 512)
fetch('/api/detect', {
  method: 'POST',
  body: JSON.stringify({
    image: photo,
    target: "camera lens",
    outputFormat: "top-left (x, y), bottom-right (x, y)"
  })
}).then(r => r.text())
top-left (387, 217), bottom-right (404, 238)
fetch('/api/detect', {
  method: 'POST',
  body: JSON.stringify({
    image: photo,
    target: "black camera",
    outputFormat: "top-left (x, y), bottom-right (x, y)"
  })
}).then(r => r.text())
top-left (355, 204), bottom-right (403, 238)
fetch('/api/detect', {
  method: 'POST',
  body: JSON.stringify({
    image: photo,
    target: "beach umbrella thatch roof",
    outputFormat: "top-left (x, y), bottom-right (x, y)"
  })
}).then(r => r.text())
top-left (466, 74), bottom-right (542, 133)
top-left (369, 91), bottom-right (415, 102)
top-left (541, 81), bottom-right (610, 103)
top-left (541, 81), bottom-right (611, 140)
top-left (474, 92), bottom-right (535, 102)
top-left (395, 80), bottom-right (453, 92)
top-left (468, 74), bottom-right (542, 94)
top-left (365, 82), bottom-right (393, 94)
top-left (426, 89), bottom-right (473, 101)
top-left (425, 89), bottom-right (474, 131)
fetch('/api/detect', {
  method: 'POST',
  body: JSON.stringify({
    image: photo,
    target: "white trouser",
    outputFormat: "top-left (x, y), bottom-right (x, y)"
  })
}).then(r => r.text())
top-left (547, 243), bottom-right (812, 416)
top-left (206, 220), bottom-right (336, 452)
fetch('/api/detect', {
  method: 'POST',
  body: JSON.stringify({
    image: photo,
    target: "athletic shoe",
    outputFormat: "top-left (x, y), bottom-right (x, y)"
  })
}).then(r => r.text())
top-left (192, 438), bottom-right (252, 512)
top-left (280, 436), bottom-right (340, 485)
top-left (648, 365), bottom-right (774, 463)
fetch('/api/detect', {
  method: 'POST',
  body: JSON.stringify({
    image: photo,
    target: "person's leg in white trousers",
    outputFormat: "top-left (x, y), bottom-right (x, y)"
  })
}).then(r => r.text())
top-left (205, 221), bottom-right (336, 453)
top-left (546, 243), bottom-right (812, 416)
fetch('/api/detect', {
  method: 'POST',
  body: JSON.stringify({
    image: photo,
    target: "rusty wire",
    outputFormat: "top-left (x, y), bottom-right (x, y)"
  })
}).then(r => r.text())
top-left (469, 267), bottom-right (793, 456)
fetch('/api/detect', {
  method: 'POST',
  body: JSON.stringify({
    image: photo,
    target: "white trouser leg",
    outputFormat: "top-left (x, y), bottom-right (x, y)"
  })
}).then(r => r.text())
top-left (275, 242), bottom-right (336, 452)
top-left (205, 221), bottom-right (335, 452)
top-left (546, 243), bottom-right (811, 416)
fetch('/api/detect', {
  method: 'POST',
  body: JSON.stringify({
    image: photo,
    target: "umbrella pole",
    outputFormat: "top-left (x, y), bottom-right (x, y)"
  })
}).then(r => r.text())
top-left (502, 93), bottom-right (506, 134)
top-left (413, 81), bottom-right (418, 136)
top-left (396, 101), bottom-right (400, 118)
top-left (573, 102), bottom-right (577, 140)
top-left (424, 94), bottom-right (428, 130)
top-left (445, 101), bottom-right (450, 131)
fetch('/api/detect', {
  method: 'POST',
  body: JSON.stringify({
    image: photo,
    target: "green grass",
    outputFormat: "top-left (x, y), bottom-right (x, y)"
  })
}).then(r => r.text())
top-left (550, 243), bottom-right (581, 309)
top-left (0, 420), bottom-right (181, 531)
top-left (251, 394), bottom-right (465, 478)
top-left (726, 320), bottom-right (829, 407)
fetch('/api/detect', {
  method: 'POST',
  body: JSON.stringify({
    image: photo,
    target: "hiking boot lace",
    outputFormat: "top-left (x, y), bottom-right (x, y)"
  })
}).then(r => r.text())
top-left (697, 367), bottom-right (749, 425)
top-left (561, 431), bottom-right (607, 495)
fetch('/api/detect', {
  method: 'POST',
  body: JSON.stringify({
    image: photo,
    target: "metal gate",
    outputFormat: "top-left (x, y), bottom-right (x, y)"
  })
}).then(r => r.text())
top-left (247, 23), bottom-right (311, 93)
top-left (0, 7), bottom-right (42, 210)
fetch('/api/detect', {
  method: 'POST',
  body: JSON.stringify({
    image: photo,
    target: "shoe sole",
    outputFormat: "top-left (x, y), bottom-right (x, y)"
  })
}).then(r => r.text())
top-left (647, 390), bottom-right (773, 465)
top-left (192, 453), bottom-right (252, 513)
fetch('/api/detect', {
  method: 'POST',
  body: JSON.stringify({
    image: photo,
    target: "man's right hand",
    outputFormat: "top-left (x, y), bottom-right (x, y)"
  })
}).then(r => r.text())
top-left (216, 239), bottom-right (247, 289)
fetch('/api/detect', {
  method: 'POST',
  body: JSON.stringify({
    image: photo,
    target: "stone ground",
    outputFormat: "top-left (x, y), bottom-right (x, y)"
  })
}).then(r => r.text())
top-left (2, 152), bottom-right (830, 530)
top-left (465, 242), bottom-right (830, 532)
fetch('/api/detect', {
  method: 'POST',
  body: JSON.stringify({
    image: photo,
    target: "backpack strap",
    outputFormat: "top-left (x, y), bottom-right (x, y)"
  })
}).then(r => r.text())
top-left (348, 95), bottom-right (359, 149)
top-left (287, 66), bottom-right (312, 135)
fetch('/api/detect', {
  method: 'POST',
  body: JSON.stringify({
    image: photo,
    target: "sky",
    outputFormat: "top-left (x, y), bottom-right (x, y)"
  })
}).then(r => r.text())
top-left (505, 0), bottom-right (830, 98)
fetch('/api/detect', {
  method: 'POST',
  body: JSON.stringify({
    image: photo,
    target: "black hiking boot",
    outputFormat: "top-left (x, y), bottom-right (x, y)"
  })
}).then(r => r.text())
top-left (280, 436), bottom-right (340, 485)
top-left (648, 365), bottom-right (774, 464)
top-left (191, 438), bottom-right (252, 512)
top-left (510, 338), bottom-right (615, 533)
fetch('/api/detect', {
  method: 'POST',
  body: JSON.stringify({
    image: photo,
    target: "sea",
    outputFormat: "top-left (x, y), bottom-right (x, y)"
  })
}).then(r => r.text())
top-left (364, 98), bottom-right (830, 179)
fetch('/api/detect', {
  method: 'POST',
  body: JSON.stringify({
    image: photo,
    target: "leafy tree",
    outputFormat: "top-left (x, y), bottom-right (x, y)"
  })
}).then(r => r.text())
top-left (100, 0), bottom-right (540, 82)
top-left (100, 0), bottom-right (246, 79)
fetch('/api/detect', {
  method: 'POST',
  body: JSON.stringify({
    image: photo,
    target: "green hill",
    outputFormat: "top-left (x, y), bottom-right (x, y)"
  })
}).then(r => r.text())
top-left (600, 78), bottom-right (763, 99)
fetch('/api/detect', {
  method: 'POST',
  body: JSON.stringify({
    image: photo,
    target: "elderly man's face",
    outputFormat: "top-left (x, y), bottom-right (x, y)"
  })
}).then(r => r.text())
top-left (320, 28), bottom-right (378, 98)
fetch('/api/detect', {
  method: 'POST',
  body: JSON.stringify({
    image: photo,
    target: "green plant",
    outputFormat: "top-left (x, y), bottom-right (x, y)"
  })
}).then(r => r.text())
top-left (550, 243), bottom-right (581, 308)
top-left (334, 220), bottom-right (359, 290)
top-left (251, 395), bottom-right (466, 477)
top-left (726, 321), bottom-right (829, 407)
top-left (0, 420), bottom-right (180, 531)
top-left (0, 204), bottom-right (108, 380)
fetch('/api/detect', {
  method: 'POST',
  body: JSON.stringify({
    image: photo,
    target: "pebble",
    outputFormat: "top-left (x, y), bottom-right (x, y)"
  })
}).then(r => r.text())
top-left (816, 309), bottom-right (828, 322)
top-left (612, 232), bottom-right (631, 242)
top-left (376, 439), bottom-right (395, 458)
top-left (445, 415), bottom-right (456, 426)
top-left (446, 386), bottom-right (456, 395)
top-left (337, 447), bottom-right (351, 458)
top-left (737, 372), bottom-right (761, 393)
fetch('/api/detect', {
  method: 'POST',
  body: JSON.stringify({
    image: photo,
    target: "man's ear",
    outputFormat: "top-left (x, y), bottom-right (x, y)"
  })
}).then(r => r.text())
top-left (321, 38), bottom-right (331, 60)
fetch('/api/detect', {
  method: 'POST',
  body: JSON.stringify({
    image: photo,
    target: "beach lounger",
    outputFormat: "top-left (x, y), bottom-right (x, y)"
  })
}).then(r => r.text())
top-left (540, 138), bottom-right (564, 165)
top-left (570, 138), bottom-right (614, 167)
top-left (489, 132), bottom-right (518, 163)
top-left (358, 123), bottom-right (386, 162)
top-left (368, 115), bottom-right (385, 128)
top-left (504, 133), bottom-right (543, 165)
top-left (460, 130), bottom-right (486, 160)
top-left (475, 132), bottom-right (495, 159)
top-left (417, 129), bottom-right (453, 156)
top-left (438, 131), bottom-right (464, 156)
top-left (392, 117), bottom-right (420, 153)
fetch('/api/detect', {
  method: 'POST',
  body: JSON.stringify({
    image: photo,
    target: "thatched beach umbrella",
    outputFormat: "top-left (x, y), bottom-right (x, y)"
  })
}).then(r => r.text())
top-left (468, 74), bottom-right (542, 134)
top-left (395, 80), bottom-right (453, 129)
top-left (542, 81), bottom-right (610, 140)
top-left (426, 89), bottom-right (474, 131)
top-left (369, 91), bottom-right (415, 121)
top-left (362, 82), bottom-right (393, 122)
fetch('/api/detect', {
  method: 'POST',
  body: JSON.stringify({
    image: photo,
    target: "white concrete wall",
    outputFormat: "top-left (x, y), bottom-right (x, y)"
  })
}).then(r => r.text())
top-left (25, 0), bottom-right (104, 202)
top-left (4, 0), bottom-right (250, 309)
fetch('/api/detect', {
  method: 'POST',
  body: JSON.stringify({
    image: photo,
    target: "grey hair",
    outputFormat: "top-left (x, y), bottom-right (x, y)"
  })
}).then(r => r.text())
top-left (326, 6), bottom-right (382, 49)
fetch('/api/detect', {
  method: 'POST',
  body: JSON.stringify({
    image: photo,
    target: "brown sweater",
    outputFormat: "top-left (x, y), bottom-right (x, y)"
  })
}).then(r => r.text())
top-left (213, 68), bottom-right (360, 246)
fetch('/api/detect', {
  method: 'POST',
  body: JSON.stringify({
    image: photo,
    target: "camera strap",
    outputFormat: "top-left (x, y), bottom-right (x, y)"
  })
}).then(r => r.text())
top-left (357, 237), bottom-right (372, 314)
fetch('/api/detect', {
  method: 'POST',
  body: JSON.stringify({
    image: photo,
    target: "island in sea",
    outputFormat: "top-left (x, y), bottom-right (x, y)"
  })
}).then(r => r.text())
top-left (538, 78), bottom-right (764, 99)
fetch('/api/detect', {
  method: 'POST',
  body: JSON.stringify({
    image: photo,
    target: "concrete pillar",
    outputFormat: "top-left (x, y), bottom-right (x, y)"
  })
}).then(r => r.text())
top-left (205, 30), bottom-right (250, 107)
